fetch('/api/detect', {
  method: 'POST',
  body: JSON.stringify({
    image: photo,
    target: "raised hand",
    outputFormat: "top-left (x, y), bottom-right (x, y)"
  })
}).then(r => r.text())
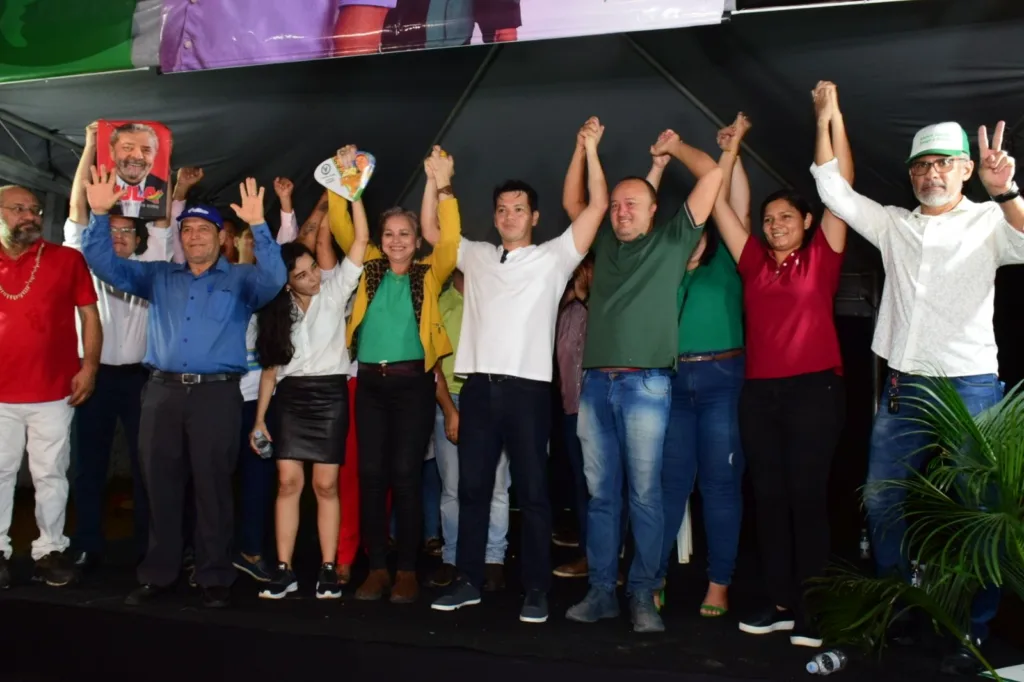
top-left (812, 81), bottom-right (836, 124)
top-left (430, 145), bottom-right (455, 186)
top-left (725, 113), bottom-right (751, 154)
top-left (175, 167), bottom-right (204, 192)
top-left (273, 177), bottom-right (294, 200)
top-left (85, 121), bottom-right (98, 148)
top-left (86, 165), bottom-right (126, 214)
top-left (580, 117), bottom-right (604, 150)
top-left (230, 177), bottom-right (266, 226)
top-left (577, 116), bottom-right (600, 149)
top-left (650, 129), bottom-right (680, 157)
top-left (978, 121), bottom-right (1016, 196)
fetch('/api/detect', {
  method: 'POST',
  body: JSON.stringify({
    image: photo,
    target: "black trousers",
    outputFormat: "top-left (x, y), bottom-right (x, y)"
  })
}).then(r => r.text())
top-left (356, 369), bottom-right (435, 571)
top-left (738, 370), bottom-right (845, 619)
top-left (137, 376), bottom-right (242, 588)
top-left (456, 373), bottom-right (552, 592)
top-left (71, 363), bottom-right (149, 558)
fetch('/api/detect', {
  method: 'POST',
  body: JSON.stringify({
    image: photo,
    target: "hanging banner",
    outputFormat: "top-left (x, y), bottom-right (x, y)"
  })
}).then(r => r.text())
top-left (1, 1), bottom-right (725, 83)
top-left (157, 0), bottom-right (727, 73)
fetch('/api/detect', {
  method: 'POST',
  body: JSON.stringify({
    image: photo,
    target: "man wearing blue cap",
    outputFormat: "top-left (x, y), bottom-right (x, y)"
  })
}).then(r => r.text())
top-left (811, 119), bottom-right (1023, 671)
top-left (81, 167), bottom-right (287, 608)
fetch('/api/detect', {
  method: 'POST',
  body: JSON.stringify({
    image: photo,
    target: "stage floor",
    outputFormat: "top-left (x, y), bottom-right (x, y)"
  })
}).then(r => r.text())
top-left (3, 532), bottom-right (1020, 682)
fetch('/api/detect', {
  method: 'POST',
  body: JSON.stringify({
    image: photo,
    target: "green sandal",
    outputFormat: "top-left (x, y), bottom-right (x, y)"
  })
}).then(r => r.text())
top-left (700, 603), bottom-right (728, 618)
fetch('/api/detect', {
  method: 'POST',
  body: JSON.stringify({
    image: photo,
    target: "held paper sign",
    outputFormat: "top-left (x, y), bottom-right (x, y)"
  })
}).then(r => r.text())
top-left (314, 151), bottom-right (376, 202)
top-left (96, 120), bottom-right (172, 220)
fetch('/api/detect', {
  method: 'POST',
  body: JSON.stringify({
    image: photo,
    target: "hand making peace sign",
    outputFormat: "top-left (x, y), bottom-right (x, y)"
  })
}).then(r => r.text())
top-left (978, 121), bottom-right (1016, 196)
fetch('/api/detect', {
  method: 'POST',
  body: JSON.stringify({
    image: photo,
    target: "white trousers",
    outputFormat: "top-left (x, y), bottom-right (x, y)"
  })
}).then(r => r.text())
top-left (0, 399), bottom-right (74, 560)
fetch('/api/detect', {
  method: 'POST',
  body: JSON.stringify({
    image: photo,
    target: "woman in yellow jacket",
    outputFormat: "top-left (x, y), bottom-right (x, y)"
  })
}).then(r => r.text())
top-left (329, 145), bottom-right (461, 604)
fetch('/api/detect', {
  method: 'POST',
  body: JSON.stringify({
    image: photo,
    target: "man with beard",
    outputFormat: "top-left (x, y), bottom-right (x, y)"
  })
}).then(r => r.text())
top-left (82, 168), bottom-right (286, 609)
top-left (108, 123), bottom-right (167, 219)
top-left (811, 120), bottom-right (1024, 674)
top-left (0, 185), bottom-right (101, 589)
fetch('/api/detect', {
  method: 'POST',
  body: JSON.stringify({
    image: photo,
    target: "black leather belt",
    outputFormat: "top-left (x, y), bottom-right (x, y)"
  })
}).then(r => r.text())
top-left (678, 348), bottom-right (744, 363)
top-left (150, 370), bottom-right (242, 385)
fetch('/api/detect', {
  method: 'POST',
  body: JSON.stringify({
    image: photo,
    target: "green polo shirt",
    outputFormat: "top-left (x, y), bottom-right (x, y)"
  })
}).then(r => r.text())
top-left (358, 270), bottom-right (425, 364)
top-left (438, 285), bottom-right (464, 394)
top-left (583, 204), bottom-right (704, 369)
top-left (677, 244), bottom-right (744, 354)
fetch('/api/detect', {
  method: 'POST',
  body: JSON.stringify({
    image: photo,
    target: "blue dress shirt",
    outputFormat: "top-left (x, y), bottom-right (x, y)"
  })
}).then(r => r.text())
top-left (82, 212), bottom-right (287, 374)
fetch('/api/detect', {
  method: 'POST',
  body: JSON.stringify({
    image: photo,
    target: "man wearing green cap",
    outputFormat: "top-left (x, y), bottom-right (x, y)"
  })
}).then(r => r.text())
top-left (810, 119), bottom-right (1023, 673)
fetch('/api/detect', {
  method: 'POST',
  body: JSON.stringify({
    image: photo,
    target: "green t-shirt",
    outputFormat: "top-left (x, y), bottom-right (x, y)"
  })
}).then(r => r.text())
top-left (677, 243), bottom-right (744, 354)
top-left (357, 271), bottom-right (425, 364)
top-left (438, 285), bottom-right (464, 394)
top-left (583, 204), bottom-right (704, 369)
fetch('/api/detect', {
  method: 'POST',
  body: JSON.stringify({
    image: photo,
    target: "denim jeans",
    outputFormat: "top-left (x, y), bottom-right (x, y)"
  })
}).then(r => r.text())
top-left (564, 412), bottom-right (628, 555)
top-left (578, 369), bottom-right (671, 594)
top-left (865, 370), bottom-right (1004, 640)
top-left (435, 393), bottom-right (510, 565)
top-left (659, 354), bottom-right (745, 586)
top-left (422, 458), bottom-right (441, 541)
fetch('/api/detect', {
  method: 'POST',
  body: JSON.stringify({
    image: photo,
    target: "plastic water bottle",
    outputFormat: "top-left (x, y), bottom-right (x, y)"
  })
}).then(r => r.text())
top-left (253, 430), bottom-right (273, 459)
top-left (858, 528), bottom-right (871, 560)
top-left (807, 650), bottom-right (847, 675)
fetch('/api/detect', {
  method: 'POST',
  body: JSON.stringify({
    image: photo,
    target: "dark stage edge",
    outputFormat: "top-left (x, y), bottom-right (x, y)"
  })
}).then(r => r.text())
top-left (2, 552), bottom-right (1017, 682)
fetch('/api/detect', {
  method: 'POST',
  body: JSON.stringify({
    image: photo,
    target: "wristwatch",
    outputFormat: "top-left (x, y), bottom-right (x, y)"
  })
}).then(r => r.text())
top-left (991, 183), bottom-right (1020, 204)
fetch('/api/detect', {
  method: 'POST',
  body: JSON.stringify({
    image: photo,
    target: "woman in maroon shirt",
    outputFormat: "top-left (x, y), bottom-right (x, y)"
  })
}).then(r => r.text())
top-left (710, 82), bottom-right (853, 648)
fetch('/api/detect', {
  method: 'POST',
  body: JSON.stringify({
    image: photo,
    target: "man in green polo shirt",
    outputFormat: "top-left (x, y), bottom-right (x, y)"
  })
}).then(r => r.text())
top-left (562, 127), bottom-right (723, 633)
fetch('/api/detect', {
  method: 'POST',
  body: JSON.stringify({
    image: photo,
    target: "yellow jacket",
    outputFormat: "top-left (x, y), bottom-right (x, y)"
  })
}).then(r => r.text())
top-left (329, 193), bottom-right (461, 372)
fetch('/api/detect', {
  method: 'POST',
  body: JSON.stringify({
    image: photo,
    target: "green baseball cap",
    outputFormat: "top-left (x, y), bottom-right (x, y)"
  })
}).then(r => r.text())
top-left (907, 122), bottom-right (970, 163)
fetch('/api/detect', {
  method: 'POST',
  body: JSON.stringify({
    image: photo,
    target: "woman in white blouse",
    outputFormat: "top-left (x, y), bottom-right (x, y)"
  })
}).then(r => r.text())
top-left (250, 198), bottom-right (369, 600)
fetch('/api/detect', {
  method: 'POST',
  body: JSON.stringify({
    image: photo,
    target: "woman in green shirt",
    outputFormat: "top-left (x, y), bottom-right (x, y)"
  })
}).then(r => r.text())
top-left (647, 134), bottom-right (748, 618)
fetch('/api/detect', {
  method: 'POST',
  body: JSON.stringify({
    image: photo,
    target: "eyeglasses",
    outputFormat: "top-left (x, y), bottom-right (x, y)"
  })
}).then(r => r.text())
top-left (1, 204), bottom-right (43, 217)
top-left (908, 157), bottom-right (964, 176)
top-left (110, 227), bottom-right (136, 235)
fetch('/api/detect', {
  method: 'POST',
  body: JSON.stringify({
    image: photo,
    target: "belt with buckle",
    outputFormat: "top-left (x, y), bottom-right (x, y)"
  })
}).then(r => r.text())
top-left (364, 360), bottom-right (424, 377)
top-left (678, 348), bottom-right (744, 363)
top-left (150, 370), bottom-right (242, 385)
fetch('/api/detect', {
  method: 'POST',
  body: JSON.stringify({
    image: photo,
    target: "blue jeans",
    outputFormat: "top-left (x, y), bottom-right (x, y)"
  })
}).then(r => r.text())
top-left (564, 412), bottom-right (628, 555)
top-left (865, 371), bottom-right (1004, 640)
top-left (578, 369), bottom-right (671, 594)
top-left (422, 458), bottom-right (441, 541)
top-left (435, 393), bottom-right (509, 565)
top-left (659, 354), bottom-right (745, 586)
top-left (237, 400), bottom-right (276, 557)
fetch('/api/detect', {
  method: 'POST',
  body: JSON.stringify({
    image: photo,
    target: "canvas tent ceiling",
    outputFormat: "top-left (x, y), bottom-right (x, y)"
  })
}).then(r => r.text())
top-left (1, 0), bottom-right (1022, 279)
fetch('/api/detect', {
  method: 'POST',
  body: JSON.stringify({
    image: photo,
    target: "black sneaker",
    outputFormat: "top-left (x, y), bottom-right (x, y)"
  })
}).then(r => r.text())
top-left (790, 620), bottom-right (823, 648)
top-left (316, 562), bottom-right (342, 599)
top-left (0, 553), bottom-right (10, 589)
top-left (738, 607), bottom-right (796, 635)
top-left (520, 589), bottom-right (549, 624)
top-left (430, 578), bottom-right (482, 612)
top-left (32, 551), bottom-right (78, 587)
top-left (259, 562), bottom-right (298, 600)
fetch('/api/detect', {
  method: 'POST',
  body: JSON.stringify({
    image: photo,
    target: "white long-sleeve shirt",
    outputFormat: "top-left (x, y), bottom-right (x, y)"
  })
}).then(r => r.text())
top-left (64, 218), bottom-right (173, 366)
top-left (810, 158), bottom-right (1024, 377)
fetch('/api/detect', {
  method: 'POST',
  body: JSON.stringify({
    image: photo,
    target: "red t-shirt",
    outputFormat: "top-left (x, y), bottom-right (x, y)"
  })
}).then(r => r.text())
top-left (0, 240), bottom-right (98, 404)
top-left (738, 228), bottom-right (844, 380)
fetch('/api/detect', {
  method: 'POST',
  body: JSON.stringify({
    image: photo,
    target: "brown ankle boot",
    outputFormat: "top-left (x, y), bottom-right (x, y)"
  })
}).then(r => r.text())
top-left (355, 569), bottom-right (391, 601)
top-left (390, 570), bottom-right (419, 604)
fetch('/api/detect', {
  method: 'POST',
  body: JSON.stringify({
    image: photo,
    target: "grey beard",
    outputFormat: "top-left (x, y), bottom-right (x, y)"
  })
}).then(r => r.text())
top-left (1, 223), bottom-right (41, 246)
top-left (915, 188), bottom-right (956, 208)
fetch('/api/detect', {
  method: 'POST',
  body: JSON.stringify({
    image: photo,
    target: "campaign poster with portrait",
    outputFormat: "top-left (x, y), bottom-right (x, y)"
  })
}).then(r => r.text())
top-left (96, 120), bottom-right (172, 220)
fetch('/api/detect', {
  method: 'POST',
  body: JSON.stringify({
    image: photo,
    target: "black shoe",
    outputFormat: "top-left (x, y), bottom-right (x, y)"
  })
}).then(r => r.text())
top-left (738, 607), bottom-right (796, 635)
top-left (790, 619), bottom-right (823, 648)
top-left (940, 640), bottom-right (983, 676)
top-left (259, 562), bottom-right (298, 600)
top-left (316, 562), bottom-right (342, 600)
top-left (431, 578), bottom-right (482, 611)
top-left (0, 554), bottom-right (10, 589)
top-left (520, 589), bottom-right (549, 624)
top-left (125, 583), bottom-right (170, 606)
top-left (32, 551), bottom-right (78, 587)
top-left (66, 548), bottom-right (101, 573)
top-left (202, 585), bottom-right (230, 609)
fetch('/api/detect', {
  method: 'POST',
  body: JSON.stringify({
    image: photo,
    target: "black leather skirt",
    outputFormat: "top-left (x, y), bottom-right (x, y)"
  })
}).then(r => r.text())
top-left (272, 374), bottom-right (349, 464)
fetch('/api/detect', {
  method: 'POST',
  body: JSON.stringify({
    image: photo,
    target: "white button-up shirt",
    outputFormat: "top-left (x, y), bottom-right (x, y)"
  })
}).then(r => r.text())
top-left (276, 257), bottom-right (363, 380)
top-left (64, 218), bottom-right (173, 366)
top-left (455, 227), bottom-right (583, 382)
top-left (811, 158), bottom-right (1024, 377)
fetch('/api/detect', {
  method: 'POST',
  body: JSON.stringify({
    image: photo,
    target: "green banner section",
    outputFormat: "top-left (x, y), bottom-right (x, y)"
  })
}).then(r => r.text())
top-left (0, 0), bottom-right (136, 83)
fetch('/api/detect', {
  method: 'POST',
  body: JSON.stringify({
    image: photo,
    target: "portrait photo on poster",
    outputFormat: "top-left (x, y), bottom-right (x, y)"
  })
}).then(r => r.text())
top-left (96, 120), bottom-right (172, 220)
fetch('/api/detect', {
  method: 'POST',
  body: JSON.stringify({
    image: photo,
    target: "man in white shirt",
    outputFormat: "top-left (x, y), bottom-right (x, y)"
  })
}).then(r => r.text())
top-left (431, 118), bottom-right (608, 623)
top-left (811, 119), bottom-right (1024, 671)
top-left (65, 123), bottom-right (174, 571)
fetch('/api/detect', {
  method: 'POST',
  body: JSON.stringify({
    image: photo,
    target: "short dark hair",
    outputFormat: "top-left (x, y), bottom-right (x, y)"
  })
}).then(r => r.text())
top-left (493, 181), bottom-right (538, 213)
top-left (615, 176), bottom-right (658, 204)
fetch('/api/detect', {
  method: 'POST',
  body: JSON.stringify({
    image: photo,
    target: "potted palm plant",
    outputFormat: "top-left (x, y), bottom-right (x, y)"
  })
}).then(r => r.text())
top-left (809, 378), bottom-right (1024, 679)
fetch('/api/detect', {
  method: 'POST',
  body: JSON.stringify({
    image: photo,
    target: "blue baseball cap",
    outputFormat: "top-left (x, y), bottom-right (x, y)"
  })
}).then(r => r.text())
top-left (177, 204), bottom-right (224, 230)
